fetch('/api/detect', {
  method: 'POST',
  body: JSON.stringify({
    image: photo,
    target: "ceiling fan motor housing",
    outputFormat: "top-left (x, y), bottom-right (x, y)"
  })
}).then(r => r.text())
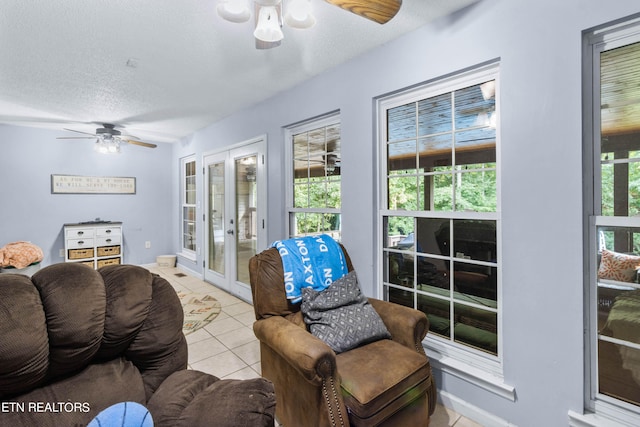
top-left (96, 124), bottom-right (121, 139)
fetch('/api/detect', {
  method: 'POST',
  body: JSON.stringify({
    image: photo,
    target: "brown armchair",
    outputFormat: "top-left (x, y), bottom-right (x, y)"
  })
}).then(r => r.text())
top-left (249, 246), bottom-right (436, 427)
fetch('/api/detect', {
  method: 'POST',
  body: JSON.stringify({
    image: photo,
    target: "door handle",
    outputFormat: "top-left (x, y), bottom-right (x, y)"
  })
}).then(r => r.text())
top-left (226, 229), bottom-right (234, 235)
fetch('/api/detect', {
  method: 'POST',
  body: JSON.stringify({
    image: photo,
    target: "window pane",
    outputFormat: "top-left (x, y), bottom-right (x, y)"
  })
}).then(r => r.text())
top-left (419, 93), bottom-right (452, 136)
top-left (183, 206), bottom-right (196, 251)
top-left (454, 170), bottom-right (497, 212)
top-left (385, 251), bottom-right (415, 288)
top-left (419, 134), bottom-right (453, 170)
top-left (388, 103), bottom-right (416, 141)
top-left (433, 173), bottom-right (454, 211)
top-left (455, 128), bottom-right (496, 165)
top-left (388, 140), bottom-right (417, 174)
top-left (417, 255), bottom-right (449, 291)
top-left (308, 179), bottom-right (327, 209)
top-left (388, 176), bottom-right (418, 210)
top-left (416, 217), bottom-right (450, 257)
top-left (294, 181), bottom-right (308, 208)
top-left (454, 82), bottom-right (496, 130)
top-left (454, 261), bottom-right (497, 302)
top-left (385, 285), bottom-right (415, 309)
top-left (601, 161), bottom-right (640, 217)
top-left (454, 302), bottom-right (497, 355)
top-left (384, 216), bottom-right (415, 248)
top-left (185, 160), bottom-right (196, 205)
top-left (453, 220), bottom-right (497, 262)
top-left (418, 293), bottom-right (451, 339)
top-left (598, 340), bottom-right (640, 406)
top-left (326, 181), bottom-right (341, 209)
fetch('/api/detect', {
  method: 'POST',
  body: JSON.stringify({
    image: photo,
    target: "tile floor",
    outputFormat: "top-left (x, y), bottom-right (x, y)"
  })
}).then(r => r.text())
top-left (148, 265), bottom-right (481, 427)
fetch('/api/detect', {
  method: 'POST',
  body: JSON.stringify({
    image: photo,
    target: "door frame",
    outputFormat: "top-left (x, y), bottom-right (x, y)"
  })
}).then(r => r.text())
top-left (203, 135), bottom-right (267, 302)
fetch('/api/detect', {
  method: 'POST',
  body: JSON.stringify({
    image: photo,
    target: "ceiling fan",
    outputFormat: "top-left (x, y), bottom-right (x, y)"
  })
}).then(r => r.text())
top-left (325, 0), bottom-right (402, 24)
top-left (57, 124), bottom-right (157, 153)
top-left (218, 0), bottom-right (402, 49)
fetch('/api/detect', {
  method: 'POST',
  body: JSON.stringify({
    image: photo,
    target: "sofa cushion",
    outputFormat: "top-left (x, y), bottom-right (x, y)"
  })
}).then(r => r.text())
top-left (301, 271), bottom-right (390, 353)
top-left (2, 357), bottom-right (146, 427)
top-left (336, 339), bottom-right (432, 425)
top-left (148, 370), bottom-right (276, 427)
top-left (0, 274), bottom-right (49, 398)
top-left (31, 263), bottom-right (106, 380)
top-left (97, 265), bottom-right (154, 360)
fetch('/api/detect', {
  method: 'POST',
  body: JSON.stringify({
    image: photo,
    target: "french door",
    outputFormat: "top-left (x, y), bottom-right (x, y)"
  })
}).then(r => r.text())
top-left (203, 138), bottom-right (266, 302)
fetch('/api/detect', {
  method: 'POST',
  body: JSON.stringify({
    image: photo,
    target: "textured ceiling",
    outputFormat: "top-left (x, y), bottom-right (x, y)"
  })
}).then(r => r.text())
top-left (0, 0), bottom-right (477, 143)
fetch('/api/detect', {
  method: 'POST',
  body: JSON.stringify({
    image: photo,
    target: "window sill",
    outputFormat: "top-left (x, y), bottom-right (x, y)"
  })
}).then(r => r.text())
top-left (427, 347), bottom-right (515, 402)
top-left (177, 251), bottom-right (196, 263)
top-left (569, 410), bottom-right (639, 427)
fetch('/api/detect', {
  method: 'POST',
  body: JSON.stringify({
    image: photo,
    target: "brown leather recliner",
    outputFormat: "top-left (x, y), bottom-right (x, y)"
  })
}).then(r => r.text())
top-left (0, 263), bottom-right (275, 427)
top-left (249, 246), bottom-right (436, 427)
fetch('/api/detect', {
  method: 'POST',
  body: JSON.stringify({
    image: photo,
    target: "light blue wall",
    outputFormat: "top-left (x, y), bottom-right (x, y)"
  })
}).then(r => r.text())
top-left (0, 124), bottom-right (174, 266)
top-left (172, 0), bottom-right (640, 425)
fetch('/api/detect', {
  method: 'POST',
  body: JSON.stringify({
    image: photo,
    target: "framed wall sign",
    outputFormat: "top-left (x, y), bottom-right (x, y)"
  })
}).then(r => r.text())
top-left (51, 174), bottom-right (136, 194)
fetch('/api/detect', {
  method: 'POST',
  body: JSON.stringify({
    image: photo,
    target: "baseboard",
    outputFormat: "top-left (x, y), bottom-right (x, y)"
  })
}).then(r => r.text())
top-left (438, 391), bottom-right (515, 427)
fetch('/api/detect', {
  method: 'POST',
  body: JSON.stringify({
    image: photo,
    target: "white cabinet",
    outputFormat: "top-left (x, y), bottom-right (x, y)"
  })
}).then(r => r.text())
top-left (64, 222), bottom-right (123, 268)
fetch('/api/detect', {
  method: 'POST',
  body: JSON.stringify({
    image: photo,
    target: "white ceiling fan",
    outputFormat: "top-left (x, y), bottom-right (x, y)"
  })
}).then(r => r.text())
top-left (57, 124), bottom-right (157, 153)
top-left (218, 0), bottom-right (403, 49)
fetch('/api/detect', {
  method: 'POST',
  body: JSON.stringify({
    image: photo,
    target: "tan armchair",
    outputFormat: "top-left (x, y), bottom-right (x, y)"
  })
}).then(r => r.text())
top-left (249, 246), bottom-right (436, 427)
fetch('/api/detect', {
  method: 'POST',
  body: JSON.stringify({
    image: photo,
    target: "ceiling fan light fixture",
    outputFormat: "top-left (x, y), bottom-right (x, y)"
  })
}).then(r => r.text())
top-left (285, 0), bottom-right (315, 29)
top-left (217, 0), bottom-right (251, 23)
top-left (95, 135), bottom-right (121, 154)
top-left (254, 5), bottom-right (284, 43)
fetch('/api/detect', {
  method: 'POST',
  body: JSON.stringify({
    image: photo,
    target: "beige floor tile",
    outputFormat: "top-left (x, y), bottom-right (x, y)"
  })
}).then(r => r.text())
top-left (232, 339), bottom-right (261, 366)
top-left (234, 310), bottom-right (257, 327)
top-left (190, 350), bottom-right (249, 379)
top-left (216, 326), bottom-right (258, 350)
top-left (204, 316), bottom-right (245, 335)
top-left (430, 404), bottom-right (461, 427)
top-left (221, 366), bottom-right (261, 381)
top-left (185, 327), bottom-right (214, 345)
top-left (453, 416), bottom-right (483, 427)
top-left (187, 336), bottom-right (227, 364)
top-left (223, 301), bottom-right (254, 316)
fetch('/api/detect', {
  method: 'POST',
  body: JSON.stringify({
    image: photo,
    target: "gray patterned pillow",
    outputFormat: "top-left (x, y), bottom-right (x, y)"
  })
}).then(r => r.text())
top-left (301, 271), bottom-right (391, 354)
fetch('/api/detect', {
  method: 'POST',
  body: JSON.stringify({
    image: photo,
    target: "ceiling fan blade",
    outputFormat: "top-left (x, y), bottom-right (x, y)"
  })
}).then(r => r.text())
top-left (56, 136), bottom-right (96, 139)
top-left (324, 0), bottom-right (402, 24)
top-left (62, 128), bottom-right (97, 137)
top-left (125, 139), bottom-right (157, 149)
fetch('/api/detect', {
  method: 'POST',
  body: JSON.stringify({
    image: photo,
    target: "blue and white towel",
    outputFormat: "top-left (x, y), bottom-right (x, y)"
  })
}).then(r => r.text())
top-left (271, 234), bottom-right (348, 303)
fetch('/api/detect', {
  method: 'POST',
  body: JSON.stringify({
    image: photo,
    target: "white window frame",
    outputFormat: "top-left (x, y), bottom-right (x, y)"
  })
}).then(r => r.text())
top-left (284, 112), bottom-right (342, 239)
top-left (376, 62), bottom-right (514, 400)
top-left (575, 14), bottom-right (640, 427)
top-left (180, 155), bottom-right (197, 261)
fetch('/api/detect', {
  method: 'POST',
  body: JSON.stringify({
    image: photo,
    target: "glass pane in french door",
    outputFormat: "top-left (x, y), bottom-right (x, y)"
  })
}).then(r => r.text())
top-left (235, 155), bottom-right (258, 284)
top-left (208, 162), bottom-right (225, 275)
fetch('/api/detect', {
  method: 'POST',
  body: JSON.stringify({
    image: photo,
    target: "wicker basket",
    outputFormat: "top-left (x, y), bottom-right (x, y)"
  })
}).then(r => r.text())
top-left (68, 248), bottom-right (94, 260)
top-left (97, 257), bottom-right (121, 268)
top-left (97, 245), bottom-right (121, 257)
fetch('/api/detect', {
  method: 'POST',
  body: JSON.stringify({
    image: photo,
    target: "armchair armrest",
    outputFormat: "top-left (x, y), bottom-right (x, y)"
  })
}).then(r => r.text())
top-left (253, 316), bottom-right (338, 386)
top-left (368, 298), bottom-right (429, 355)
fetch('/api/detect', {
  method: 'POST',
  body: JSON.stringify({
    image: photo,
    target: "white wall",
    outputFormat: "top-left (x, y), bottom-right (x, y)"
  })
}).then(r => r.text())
top-left (173, 1), bottom-right (640, 425)
top-left (0, 124), bottom-right (174, 266)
